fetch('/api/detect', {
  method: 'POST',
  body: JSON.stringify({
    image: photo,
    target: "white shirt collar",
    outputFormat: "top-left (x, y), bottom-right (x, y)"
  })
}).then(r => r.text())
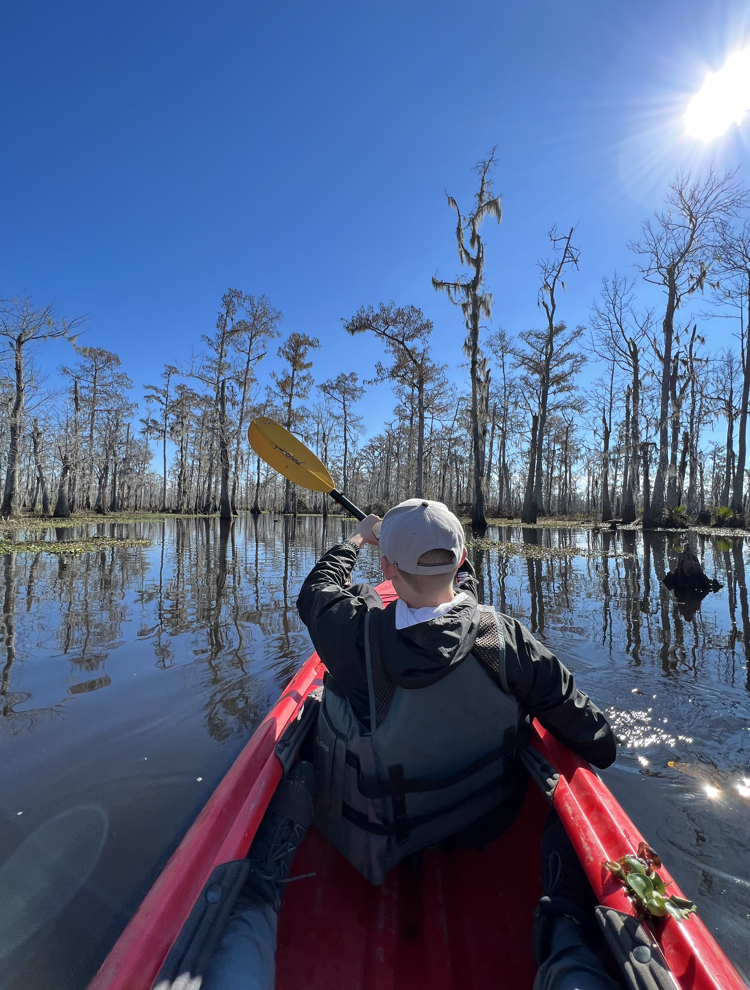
top-left (394, 592), bottom-right (468, 630)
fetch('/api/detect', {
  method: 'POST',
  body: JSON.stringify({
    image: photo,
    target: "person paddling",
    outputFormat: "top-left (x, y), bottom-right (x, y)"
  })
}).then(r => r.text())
top-left (297, 498), bottom-right (616, 882)
top-left (297, 498), bottom-right (622, 990)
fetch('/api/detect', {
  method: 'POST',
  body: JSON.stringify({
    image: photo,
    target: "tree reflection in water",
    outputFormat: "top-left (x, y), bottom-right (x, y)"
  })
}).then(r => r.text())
top-left (468, 524), bottom-right (750, 702)
top-left (731, 540), bottom-right (750, 692)
top-left (1, 553), bottom-right (17, 719)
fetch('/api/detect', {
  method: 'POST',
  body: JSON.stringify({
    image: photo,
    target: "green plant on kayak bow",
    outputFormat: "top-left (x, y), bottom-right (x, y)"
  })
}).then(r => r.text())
top-left (604, 841), bottom-right (697, 922)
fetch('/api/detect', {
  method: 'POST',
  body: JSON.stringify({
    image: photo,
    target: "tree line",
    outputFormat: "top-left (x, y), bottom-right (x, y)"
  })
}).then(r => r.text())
top-left (3, 156), bottom-right (750, 529)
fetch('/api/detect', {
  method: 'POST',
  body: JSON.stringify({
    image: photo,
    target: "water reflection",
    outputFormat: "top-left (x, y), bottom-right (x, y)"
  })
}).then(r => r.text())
top-left (466, 524), bottom-right (750, 982)
top-left (1, 518), bottom-right (749, 987)
top-left (0, 519), bottom-right (317, 734)
top-left (467, 527), bottom-right (750, 697)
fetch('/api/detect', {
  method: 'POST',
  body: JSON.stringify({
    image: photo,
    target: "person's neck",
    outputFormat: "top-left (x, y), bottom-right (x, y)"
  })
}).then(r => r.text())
top-left (398, 585), bottom-right (455, 610)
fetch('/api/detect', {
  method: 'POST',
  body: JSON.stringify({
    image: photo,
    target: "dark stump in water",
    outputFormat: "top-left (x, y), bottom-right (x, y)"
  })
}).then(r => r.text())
top-left (663, 547), bottom-right (722, 595)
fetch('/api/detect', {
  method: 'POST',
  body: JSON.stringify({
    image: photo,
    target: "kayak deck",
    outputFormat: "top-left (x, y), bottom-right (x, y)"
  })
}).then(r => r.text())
top-left (276, 781), bottom-right (548, 990)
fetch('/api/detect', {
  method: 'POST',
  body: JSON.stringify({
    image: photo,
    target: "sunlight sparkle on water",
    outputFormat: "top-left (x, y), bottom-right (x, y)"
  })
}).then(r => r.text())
top-left (685, 47), bottom-right (750, 140)
top-left (704, 784), bottom-right (721, 800)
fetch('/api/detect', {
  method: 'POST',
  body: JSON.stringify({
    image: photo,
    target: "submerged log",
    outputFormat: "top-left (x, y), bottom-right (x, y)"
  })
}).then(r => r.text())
top-left (662, 546), bottom-right (722, 594)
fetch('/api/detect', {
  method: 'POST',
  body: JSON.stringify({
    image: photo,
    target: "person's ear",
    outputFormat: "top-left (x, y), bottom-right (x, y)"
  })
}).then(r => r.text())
top-left (381, 555), bottom-right (395, 579)
top-left (459, 548), bottom-right (467, 567)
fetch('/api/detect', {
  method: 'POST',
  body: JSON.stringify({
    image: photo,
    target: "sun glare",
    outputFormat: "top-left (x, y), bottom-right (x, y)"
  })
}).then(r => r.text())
top-left (685, 47), bottom-right (750, 140)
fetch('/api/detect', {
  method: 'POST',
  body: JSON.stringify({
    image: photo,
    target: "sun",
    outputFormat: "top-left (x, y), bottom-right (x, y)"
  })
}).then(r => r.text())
top-left (685, 47), bottom-right (750, 141)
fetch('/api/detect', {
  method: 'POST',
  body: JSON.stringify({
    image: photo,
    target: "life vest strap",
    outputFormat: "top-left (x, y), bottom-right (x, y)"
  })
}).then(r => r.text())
top-left (389, 765), bottom-right (409, 843)
top-left (340, 771), bottom-right (513, 837)
top-left (343, 729), bottom-right (513, 799)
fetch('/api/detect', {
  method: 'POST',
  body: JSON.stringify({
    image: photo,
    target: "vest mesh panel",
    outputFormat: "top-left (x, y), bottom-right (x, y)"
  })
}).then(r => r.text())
top-left (368, 608), bottom-right (396, 729)
top-left (472, 610), bottom-right (506, 690)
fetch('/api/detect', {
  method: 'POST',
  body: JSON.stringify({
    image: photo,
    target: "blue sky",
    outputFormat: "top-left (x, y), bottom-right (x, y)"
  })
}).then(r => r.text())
top-left (3, 0), bottom-right (750, 440)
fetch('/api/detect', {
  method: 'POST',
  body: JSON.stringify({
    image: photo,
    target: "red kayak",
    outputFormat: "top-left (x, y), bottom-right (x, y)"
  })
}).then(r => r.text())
top-left (87, 582), bottom-right (745, 990)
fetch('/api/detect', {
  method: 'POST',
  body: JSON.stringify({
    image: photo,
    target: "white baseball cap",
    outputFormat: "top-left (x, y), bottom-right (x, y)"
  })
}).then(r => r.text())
top-left (379, 499), bottom-right (465, 575)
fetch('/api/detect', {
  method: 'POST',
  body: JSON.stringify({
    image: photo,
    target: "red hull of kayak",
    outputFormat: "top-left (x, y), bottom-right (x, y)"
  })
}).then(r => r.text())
top-left (87, 582), bottom-right (745, 990)
top-left (276, 781), bottom-right (548, 989)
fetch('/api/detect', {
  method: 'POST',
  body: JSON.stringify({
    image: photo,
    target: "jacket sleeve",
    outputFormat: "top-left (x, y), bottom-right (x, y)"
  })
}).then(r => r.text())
top-left (499, 615), bottom-right (617, 769)
top-left (295, 541), bottom-right (374, 718)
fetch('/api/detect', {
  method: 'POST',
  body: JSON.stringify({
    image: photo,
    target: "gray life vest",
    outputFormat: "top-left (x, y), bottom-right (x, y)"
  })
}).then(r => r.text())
top-left (313, 603), bottom-right (523, 885)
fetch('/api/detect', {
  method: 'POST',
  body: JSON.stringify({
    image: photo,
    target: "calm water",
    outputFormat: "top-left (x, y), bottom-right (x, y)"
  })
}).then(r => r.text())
top-left (0, 516), bottom-right (748, 988)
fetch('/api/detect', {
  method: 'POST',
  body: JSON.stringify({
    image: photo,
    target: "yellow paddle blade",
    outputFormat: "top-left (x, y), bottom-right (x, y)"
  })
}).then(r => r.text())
top-left (248, 417), bottom-right (335, 493)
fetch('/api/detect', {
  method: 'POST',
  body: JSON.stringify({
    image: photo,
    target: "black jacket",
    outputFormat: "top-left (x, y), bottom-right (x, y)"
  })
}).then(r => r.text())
top-left (297, 541), bottom-right (616, 770)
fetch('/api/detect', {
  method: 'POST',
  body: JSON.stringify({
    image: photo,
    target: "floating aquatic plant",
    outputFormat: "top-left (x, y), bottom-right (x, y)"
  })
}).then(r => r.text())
top-left (467, 538), bottom-right (632, 560)
top-left (0, 537), bottom-right (151, 556)
top-left (604, 842), bottom-right (697, 922)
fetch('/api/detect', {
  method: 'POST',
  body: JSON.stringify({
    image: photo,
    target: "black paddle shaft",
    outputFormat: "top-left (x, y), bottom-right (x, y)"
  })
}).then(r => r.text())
top-left (329, 488), bottom-right (366, 521)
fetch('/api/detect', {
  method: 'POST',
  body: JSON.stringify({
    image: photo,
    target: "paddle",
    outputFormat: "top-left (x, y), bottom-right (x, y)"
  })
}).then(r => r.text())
top-left (248, 416), bottom-right (367, 521)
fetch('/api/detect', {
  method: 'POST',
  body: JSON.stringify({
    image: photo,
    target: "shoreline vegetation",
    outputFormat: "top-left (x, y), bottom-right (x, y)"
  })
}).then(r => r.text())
top-left (5, 169), bottom-right (750, 539)
top-left (2, 507), bottom-right (748, 531)
top-left (0, 510), bottom-right (209, 541)
top-left (0, 509), bottom-right (745, 558)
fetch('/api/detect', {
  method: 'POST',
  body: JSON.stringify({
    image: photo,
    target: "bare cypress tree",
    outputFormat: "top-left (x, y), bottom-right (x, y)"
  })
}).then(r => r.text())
top-left (514, 229), bottom-right (584, 523)
top-left (523, 228), bottom-right (583, 523)
top-left (0, 299), bottom-right (79, 516)
top-left (62, 345), bottom-right (132, 510)
top-left (433, 149), bottom-right (502, 529)
top-left (486, 330), bottom-right (519, 516)
top-left (711, 349), bottom-right (742, 508)
top-left (144, 365), bottom-right (177, 511)
top-left (319, 372), bottom-right (365, 494)
top-left (594, 364), bottom-right (616, 522)
top-left (69, 379), bottom-right (80, 511)
top-left (208, 291), bottom-right (242, 520)
top-left (681, 328), bottom-right (709, 515)
top-left (344, 303), bottom-right (442, 498)
top-left (228, 295), bottom-right (282, 512)
top-left (714, 218), bottom-right (750, 514)
top-left (590, 275), bottom-right (652, 524)
top-left (271, 332), bottom-right (320, 512)
top-left (630, 169), bottom-right (747, 526)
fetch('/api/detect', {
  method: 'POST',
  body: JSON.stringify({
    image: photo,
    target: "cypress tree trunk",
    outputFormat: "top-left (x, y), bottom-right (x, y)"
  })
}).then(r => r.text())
top-left (219, 380), bottom-right (232, 521)
top-left (522, 415), bottom-right (539, 524)
top-left (30, 419), bottom-right (50, 515)
top-left (251, 455), bottom-right (262, 514)
top-left (601, 410), bottom-right (612, 522)
top-left (1, 342), bottom-right (25, 517)
top-left (647, 266), bottom-right (677, 527)
top-left (54, 456), bottom-right (71, 518)
top-left (732, 298), bottom-right (750, 514)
